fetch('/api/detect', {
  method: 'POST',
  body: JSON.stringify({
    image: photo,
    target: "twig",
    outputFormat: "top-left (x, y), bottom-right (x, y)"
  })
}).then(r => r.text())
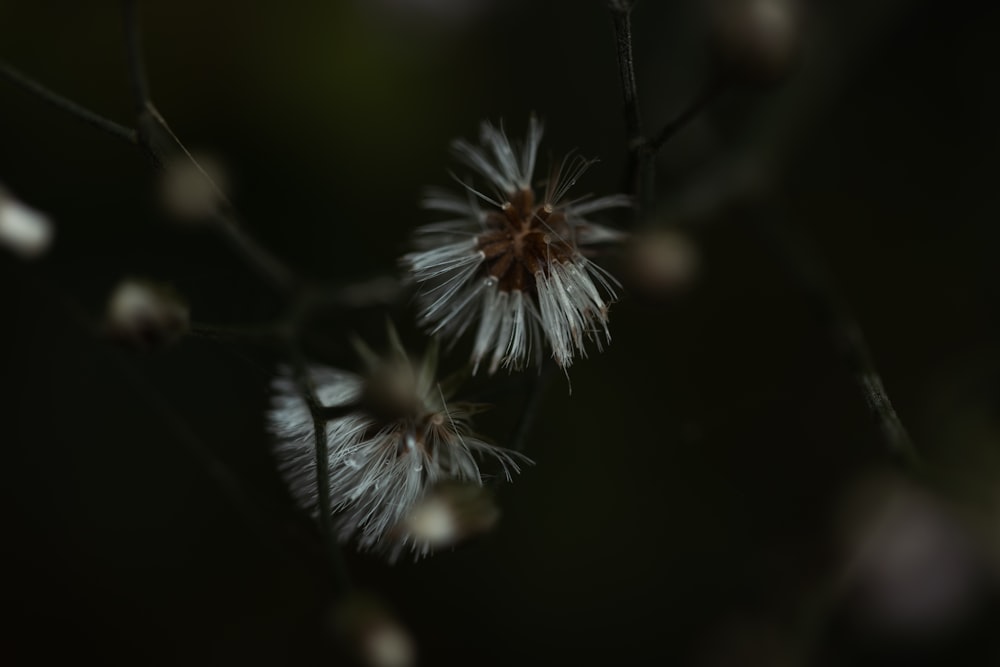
top-left (508, 360), bottom-right (556, 454)
top-left (609, 4), bottom-right (652, 215)
top-left (117, 2), bottom-right (298, 295)
top-left (10, 261), bottom-right (302, 564)
top-left (119, 1), bottom-right (354, 591)
top-left (189, 321), bottom-right (283, 344)
top-left (289, 345), bottom-right (353, 595)
top-left (646, 76), bottom-right (727, 155)
top-left (122, 0), bottom-right (151, 113)
top-left (611, 6), bottom-right (642, 147)
top-left (755, 211), bottom-right (921, 470)
top-left (0, 60), bottom-right (137, 144)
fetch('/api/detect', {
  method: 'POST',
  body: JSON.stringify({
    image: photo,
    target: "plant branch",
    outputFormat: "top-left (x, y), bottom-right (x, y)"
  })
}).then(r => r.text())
top-left (610, 5), bottom-right (652, 215)
top-left (10, 260), bottom-right (305, 565)
top-left (0, 60), bottom-right (137, 144)
top-left (646, 76), bottom-right (726, 155)
top-left (756, 212), bottom-right (921, 470)
top-left (508, 360), bottom-right (556, 454)
top-left (119, 2), bottom-right (298, 296)
top-left (122, 0), bottom-right (151, 112)
top-left (611, 7), bottom-right (642, 146)
top-left (289, 344), bottom-right (353, 595)
top-left (189, 321), bottom-right (284, 344)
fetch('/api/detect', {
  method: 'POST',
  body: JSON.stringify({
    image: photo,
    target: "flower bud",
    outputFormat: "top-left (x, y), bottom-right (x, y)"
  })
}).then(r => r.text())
top-left (0, 188), bottom-right (54, 259)
top-left (332, 595), bottom-right (416, 667)
top-left (105, 279), bottom-right (190, 348)
top-left (157, 154), bottom-right (228, 224)
top-left (708, 0), bottom-right (801, 86)
top-left (402, 481), bottom-right (500, 549)
top-left (625, 229), bottom-right (700, 299)
top-left (837, 475), bottom-right (986, 636)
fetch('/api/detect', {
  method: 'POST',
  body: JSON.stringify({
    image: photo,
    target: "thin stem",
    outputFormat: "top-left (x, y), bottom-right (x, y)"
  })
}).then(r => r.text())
top-left (611, 8), bottom-right (642, 146)
top-left (830, 306), bottom-right (918, 467)
top-left (211, 210), bottom-right (299, 295)
top-left (119, 3), bottom-right (298, 296)
top-left (107, 349), bottom-right (294, 556)
top-left (508, 361), bottom-right (556, 454)
top-left (610, 6), bottom-right (651, 215)
top-left (646, 76), bottom-right (726, 155)
top-left (11, 260), bottom-right (302, 564)
top-left (122, 0), bottom-right (151, 112)
top-left (189, 321), bottom-right (283, 344)
top-left (289, 345), bottom-right (353, 595)
top-left (756, 212), bottom-right (921, 470)
top-left (0, 60), bottom-right (137, 144)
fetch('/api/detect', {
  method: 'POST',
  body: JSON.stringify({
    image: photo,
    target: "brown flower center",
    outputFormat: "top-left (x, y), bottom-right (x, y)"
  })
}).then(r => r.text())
top-left (476, 188), bottom-right (576, 293)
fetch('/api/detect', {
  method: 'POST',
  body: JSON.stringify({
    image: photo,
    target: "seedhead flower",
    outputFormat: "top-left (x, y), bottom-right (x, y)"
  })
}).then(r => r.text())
top-left (268, 331), bottom-right (522, 561)
top-left (402, 117), bottom-right (630, 373)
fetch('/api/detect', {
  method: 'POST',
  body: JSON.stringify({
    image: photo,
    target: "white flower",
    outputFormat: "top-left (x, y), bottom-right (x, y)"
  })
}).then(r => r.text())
top-left (267, 332), bottom-right (522, 561)
top-left (402, 117), bottom-right (630, 373)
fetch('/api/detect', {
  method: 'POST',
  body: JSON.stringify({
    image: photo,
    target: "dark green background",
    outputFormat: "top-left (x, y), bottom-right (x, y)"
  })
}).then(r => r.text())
top-left (3, 0), bottom-right (1000, 664)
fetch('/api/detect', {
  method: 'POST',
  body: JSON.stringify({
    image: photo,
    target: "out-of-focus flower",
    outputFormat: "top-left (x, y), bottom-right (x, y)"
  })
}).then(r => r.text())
top-left (838, 475), bottom-right (988, 637)
top-left (402, 117), bottom-right (630, 373)
top-left (268, 331), bottom-right (523, 561)
top-left (105, 279), bottom-right (190, 348)
top-left (0, 187), bottom-right (54, 259)
top-left (332, 594), bottom-right (417, 667)
top-left (626, 229), bottom-right (700, 298)
top-left (708, 0), bottom-right (802, 85)
top-left (399, 480), bottom-right (500, 550)
top-left (157, 154), bottom-right (228, 223)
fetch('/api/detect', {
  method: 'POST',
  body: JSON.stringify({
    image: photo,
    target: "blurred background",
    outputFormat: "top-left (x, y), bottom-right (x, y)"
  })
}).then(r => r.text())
top-left (3, 0), bottom-right (1000, 664)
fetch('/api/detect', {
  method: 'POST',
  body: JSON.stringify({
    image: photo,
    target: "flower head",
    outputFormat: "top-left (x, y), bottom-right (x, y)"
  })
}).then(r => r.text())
top-left (402, 117), bottom-right (630, 373)
top-left (268, 330), bottom-right (522, 561)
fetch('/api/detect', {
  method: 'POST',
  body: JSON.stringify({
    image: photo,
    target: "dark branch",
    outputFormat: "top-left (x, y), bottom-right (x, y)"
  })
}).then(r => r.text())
top-left (189, 321), bottom-right (283, 344)
top-left (508, 360), bottom-right (556, 454)
top-left (610, 6), bottom-right (653, 215)
top-left (290, 346), bottom-right (353, 595)
top-left (646, 77), bottom-right (726, 155)
top-left (122, 0), bottom-right (151, 112)
top-left (0, 60), bottom-right (137, 144)
top-left (119, 3), bottom-right (298, 296)
top-left (756, 212), bottom-right (921, 470)
top-left (611, 7), bottom-right (642, 145)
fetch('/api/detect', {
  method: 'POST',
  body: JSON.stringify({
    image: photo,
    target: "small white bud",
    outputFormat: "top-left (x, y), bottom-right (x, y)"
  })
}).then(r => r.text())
top-left (0, 189), bottom-right (54, 259)
top-left (105, 279), bottom-right (190, 348)
top-left (626, 229), bottom-right (700, 298)
top-left (332, 595), bottom-right (417, 667)
top-left (157, 154), bottom-right (228, 223)
top-left (709, 0), bottom-right (802, 85)
top-left (403, 481), bottom-right (500, 549)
